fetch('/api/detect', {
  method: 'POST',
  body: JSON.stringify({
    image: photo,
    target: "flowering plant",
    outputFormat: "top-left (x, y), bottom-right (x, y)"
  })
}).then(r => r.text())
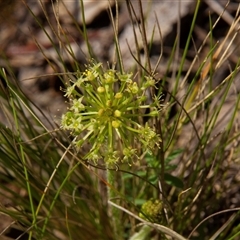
top-left (61, 62), bottom-right (161, 165)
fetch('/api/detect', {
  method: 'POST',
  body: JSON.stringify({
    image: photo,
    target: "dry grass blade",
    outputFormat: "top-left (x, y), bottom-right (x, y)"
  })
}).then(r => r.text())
top-left (185, 6), bottom-right (240, 111)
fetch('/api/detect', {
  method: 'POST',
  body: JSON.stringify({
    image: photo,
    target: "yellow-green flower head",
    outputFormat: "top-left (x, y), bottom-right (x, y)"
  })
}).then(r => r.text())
top-left (127, 82), bottom-right (139, 94)
top-left (104, 70), bottom-right (116, 83)
top-left (61, 61), bottom-right (161, 166)
top-left (139, 198), bottom-right (163, 223)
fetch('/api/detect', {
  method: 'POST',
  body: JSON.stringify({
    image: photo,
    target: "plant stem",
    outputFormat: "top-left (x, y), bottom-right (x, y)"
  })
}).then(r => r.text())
top-left (107, 169), bottom-right (120, 238)
top-left (129, 225), bottom-right (152, 240)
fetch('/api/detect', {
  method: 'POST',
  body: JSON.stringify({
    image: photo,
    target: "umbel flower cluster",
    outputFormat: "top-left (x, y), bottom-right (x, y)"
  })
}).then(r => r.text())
top-left (61, 62), bottom-right (161, 165)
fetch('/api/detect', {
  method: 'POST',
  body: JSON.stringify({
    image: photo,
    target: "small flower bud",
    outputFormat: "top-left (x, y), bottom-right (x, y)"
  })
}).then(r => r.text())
top-left (115, 92), bottom-right (123, 99)
top-left (86, 70), bottom-right (95, 81)
top-left (149, 110), bottom-right (158, 116)
top-left (98, 109), bottom-right (104, 116)
top-left (141, 76), bottom-right (155, 90)
top-left (112, 120), bottom-right (121, 128)
top-left (97, 86), bottom-right (105, 93)
top-left (131, 82), bottom-right (139, 94)
top-left (114, 110), bottom-right (121, 117)
top-left (106, 100), bottom-right (112, 107)
top-left (127, 82), bottom-right (139, 94)
top-left (118, 73), bottom-right (133, 83)
top-left (104, 70), bottom-right (115, 83)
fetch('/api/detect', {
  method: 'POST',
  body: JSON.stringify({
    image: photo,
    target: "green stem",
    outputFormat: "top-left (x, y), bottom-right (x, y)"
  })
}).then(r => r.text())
top-left (129, 225), bottom-right (152, 240)
top-left (7, 83), bottom-right (37, 239)
top-left (173, 0), bottom-right (201, 96)
top-left (107, 169), bottom-right (121, 239)
top-left (40, 160), bottom-right (82, 238)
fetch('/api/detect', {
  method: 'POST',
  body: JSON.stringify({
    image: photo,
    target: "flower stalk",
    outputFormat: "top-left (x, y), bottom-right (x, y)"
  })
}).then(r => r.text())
top-left (61, 61), bottom-right (162, 236)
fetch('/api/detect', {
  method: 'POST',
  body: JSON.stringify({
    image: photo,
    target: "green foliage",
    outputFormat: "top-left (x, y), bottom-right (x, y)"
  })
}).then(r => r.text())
top-left (0, 72), bottom-right (113, 239)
